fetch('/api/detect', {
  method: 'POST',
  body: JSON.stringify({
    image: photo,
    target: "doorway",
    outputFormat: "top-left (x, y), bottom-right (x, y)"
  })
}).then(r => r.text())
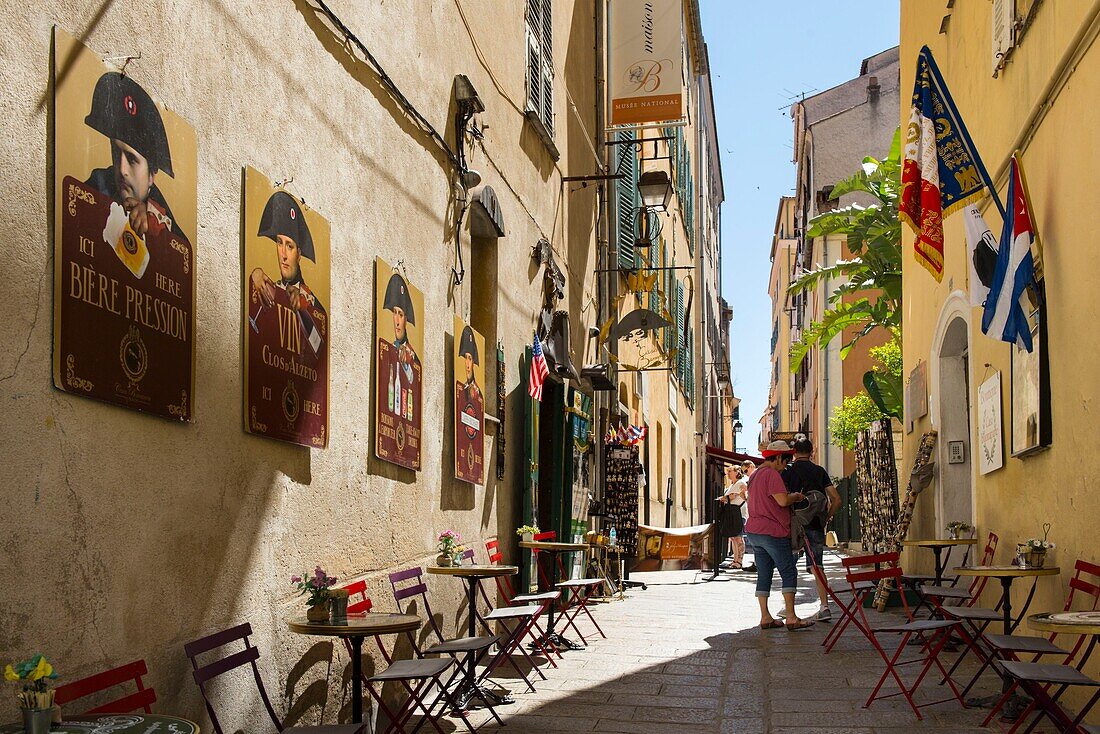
top-left (936, 316), bottom-right (974, 528)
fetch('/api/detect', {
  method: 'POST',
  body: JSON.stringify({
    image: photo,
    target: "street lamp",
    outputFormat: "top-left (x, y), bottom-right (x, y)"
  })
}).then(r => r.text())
top-left (638, 170), bottom-right (674, 211)
top-left (733, 419), bottom-right (743, 452)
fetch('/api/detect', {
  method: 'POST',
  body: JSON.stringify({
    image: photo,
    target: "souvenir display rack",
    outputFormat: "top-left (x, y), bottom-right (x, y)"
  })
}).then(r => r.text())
top-left (603, 444), bottom-right (640, 556)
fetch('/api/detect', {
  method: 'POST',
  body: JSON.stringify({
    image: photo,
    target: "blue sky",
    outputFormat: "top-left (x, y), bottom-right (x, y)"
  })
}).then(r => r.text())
top-left (699, 0), bottom-right (899, 448)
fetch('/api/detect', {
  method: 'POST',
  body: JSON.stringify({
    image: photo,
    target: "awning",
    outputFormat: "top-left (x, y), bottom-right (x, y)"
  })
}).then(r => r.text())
top-left (705, 444), bottom-right (762, 465)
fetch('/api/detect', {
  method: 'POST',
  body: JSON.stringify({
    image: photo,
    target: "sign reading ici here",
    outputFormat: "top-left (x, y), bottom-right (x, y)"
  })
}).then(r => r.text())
top-left (52, 28), bottom-right (197, 421)
top-left (608, 0), bottom-right (684, 126)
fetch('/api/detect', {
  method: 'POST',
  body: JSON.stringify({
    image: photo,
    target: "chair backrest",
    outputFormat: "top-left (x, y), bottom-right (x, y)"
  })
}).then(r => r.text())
top-left (842, 551), bottom-right (914, 622)
top-left (486, 539), bottom-right (503, 565)
top-left (461, 548), bottom-right (476, 563)
top-left (54, 660), bottom-right (156, 715)
top-left (486, 538), bottom-right (517, 601)
top-left (963, 531), bottom-right (1000, 605)
top-left (183, 623), bottom-right (281, 734)
top-left (343, 579), bottom-right (374, 615)
top-left (1068, 559), bottom-right (1100, 612)
top-left (389, 567), bottom-right (445, 643)
top-left (533, 530), bottom-right (557, 542)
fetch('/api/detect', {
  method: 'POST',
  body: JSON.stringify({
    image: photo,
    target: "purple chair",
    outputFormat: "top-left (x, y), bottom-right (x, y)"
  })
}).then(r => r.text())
top-left (183, 622), bottom-right (364, 734)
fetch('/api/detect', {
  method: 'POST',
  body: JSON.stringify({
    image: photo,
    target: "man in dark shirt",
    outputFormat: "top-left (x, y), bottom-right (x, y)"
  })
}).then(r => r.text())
top-left (783, 436), bottom-right (841, 620)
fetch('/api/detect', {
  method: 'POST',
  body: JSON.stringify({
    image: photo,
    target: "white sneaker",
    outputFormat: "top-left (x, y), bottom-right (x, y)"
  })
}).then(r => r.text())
top-left (812, 607), bottom-right (832, 622)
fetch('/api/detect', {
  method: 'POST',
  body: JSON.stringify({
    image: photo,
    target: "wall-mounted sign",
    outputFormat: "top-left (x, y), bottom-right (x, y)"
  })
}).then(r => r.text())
top-left (375, 258), bottom-right (424, 470)
top-left (977, 371), bottom-right (1003, 475)
top-left (51, 28), bottom-right (196, 421)
top-left (608, 0), bottom-right (684, 126)
top-left (906, 361), bottom-right (929, 434)
top-left (453, 316), bottom-right (486, 485)
top-left (242, 167), bottom-right (330, 448)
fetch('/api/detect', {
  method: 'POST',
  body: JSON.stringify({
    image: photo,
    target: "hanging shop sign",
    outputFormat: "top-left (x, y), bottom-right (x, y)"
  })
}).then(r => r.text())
top-left (375, 258), bottom-right (424, 470)
top-left (242, 167), bottom-right (330, 448)
top-left (51, 28), bottom-right (196, 420)
top-left (608, 0), bottom-right (684, 126)
top-left (453, 316), bottom-right (486, 485)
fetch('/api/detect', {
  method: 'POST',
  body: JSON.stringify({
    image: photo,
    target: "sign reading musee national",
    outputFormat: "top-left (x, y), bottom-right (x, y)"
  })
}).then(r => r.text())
top-left (242, 167), bottom-right (330, 448)
top-left (52, 28), bottom-right (197, 420)
top-left (375, 258), bottom-right (424, 471)
top-left (608, 0), bottom-right (684, 126)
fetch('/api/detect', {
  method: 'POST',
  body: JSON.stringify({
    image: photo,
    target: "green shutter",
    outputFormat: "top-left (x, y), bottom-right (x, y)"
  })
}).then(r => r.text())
top-left (675, 279), bottom-right (684, 376)
top-left (616, 130), bottom-right (638, 271)
top-left (648, 238), bottom-right (660, 314)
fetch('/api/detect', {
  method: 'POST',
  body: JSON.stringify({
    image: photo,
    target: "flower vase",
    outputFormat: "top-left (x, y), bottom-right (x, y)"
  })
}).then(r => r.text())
top-left (328, 590), bottom-right (349, 624)
top-left (948, 529), bottom-right (959, 540)
top-left (1026, 549), bottom-right (1047, 569)
top-left (522, 533), bottom-right (534, 543)
top-left (437, 553), bottom-right (453, 567)
top-left (22, 708), bottom-right (52, 734)
top-left (306, 603), bottom-right (328, 623)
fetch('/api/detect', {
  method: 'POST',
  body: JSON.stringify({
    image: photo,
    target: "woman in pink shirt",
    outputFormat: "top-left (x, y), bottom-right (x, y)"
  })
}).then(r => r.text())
top-left (745, 440), bottom-right (813, 630)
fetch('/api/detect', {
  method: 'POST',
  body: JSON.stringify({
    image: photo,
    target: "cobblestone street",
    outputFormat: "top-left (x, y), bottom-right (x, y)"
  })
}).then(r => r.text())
top-left (461, 555), bottom-right (1008, 734)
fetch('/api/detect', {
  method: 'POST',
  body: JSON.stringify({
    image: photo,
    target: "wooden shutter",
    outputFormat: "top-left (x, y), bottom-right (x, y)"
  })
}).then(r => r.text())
top-left (648, 237), bottom-right (661, 314)
top-left (616, 130), bottom-right (638, 271)
top-left (526, 0), bottom-right (554, 135)
top-left (675, 279), bottom-right (685, 378)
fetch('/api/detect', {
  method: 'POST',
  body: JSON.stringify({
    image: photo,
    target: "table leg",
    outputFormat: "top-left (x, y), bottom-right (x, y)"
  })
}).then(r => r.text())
top-left (451, 576), bottom-right (514, 711)
top-left (1000, 577), bottom-right (1013, 635)
top-left (933, 547), bottom-right (945, 586)
top-left (350, 636), bottom-right (363, 724)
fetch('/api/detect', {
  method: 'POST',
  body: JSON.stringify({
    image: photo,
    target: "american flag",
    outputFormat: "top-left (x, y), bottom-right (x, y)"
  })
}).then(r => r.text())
top-left (528, 333), bottom-right (549, 401)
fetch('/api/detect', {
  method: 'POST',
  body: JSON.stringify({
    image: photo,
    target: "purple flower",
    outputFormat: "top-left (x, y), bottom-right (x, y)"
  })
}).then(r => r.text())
top-left (291, 575), bottom-right (302, 584)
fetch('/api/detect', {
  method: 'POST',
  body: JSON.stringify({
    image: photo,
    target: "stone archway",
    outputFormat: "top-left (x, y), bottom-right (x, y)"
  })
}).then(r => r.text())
top-left (931, 293), bottom-right (975, 529)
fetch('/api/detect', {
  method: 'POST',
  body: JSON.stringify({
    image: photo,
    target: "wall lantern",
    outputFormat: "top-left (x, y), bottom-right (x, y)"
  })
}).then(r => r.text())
top-left (733, 419), bottom-right (743, 434)
top-left (638, 170), bottom-right (673, 212)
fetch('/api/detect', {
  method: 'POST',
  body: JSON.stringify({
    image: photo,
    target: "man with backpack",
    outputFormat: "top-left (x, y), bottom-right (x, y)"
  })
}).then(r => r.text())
top-left (783, 436), bottom-right (841, 621)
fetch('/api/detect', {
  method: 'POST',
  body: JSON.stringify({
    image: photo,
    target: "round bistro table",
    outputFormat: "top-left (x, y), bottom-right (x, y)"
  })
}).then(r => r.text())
top-left (288, 613), bottom-right (420, 724)
top-left (0, 714), bottom-right (199, 733)
top-left (953, 565), bottom-right (1060, 635)
top-left (901, 538), bottom-right (978, 586)
top-left (519, 540), bottom-right (588, 650)
top-left (1020, 612), bottom-right (1100, 730)
top-left (427, 564), bottom-right (518, 707)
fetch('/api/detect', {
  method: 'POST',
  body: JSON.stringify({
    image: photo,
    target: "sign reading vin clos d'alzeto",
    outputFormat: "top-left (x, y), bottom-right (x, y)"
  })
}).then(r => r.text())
top-left (607, 0), bottom-right (684, 126)
top-left (242, 167), bottom-right (330, 448)
top-left (51, 27), bottom-right (196, 421)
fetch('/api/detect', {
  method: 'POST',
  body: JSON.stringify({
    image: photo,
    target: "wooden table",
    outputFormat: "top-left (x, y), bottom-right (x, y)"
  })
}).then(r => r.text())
top-left (288, 613), bottom-right (420, 724)
top-left (427, 564), bottom-right (518, 707)
top-left (901, 538), bottom-right (978, 586)
top-left (954, 565), bottom-right (1060, 635)
top-left (519, 540), bottom-right (588, 650)
top-left (0, 714), bottom-right (199, 733)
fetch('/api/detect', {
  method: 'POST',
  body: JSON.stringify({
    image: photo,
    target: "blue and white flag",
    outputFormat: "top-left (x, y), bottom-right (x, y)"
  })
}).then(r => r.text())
top-left (981, 155), bottom-right (1036, 352)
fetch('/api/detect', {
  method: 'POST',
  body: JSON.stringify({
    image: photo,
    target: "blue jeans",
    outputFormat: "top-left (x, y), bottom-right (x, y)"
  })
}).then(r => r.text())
top-left (805, 527), bottom-right (825, 572)
top-left (746, 532), bottom-right (798, 597)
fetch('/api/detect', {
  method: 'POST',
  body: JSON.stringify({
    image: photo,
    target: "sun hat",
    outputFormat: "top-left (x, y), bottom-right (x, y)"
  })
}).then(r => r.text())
top-left (761, 439), bottom-right (794, 458)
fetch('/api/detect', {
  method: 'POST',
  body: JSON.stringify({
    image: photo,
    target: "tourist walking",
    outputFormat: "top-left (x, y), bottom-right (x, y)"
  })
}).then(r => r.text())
top-left (719, 466), bottom-right (747, 567)
top-left (744, 440), bottom-right (813, 630)
top-left (783, 436), bottom-right (841, 621)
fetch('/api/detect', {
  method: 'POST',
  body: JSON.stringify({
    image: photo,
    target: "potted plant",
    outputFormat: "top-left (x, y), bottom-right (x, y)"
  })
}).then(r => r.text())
top-left (516, 525), bottom-right (540, 543)
top-left (437, 530), bottom-right (462, 567)
top-left (5, 654), bottom-right (58, 734)
top-left (292, 567), bottom-right (337, 623)
top-left (945, 521), bottom-right (974, 540)
top-left (1023, 538), bottom-right (1055, 568)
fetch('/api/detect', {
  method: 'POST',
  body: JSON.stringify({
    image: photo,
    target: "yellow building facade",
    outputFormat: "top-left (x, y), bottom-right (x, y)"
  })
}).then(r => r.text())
top-left (901, 0), bottom-right (1100, 694)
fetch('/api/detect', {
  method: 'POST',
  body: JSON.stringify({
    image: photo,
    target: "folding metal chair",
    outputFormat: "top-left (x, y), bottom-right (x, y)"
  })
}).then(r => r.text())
top-left (340, 581), bottom-right (475, 734)
top-left (388, 567), bottom-right (511, 716)
top-left (54, 660), bottom-right (156, 715)
top-left (183, 623), bottom-right (366, 734)
top-left (916, 531), bottom-right (999, 615)
top-left (803, 540), bottom-right (875, 653)
top-left (841, 552), bottom-right (967, 719)
top-left (529, 531), bottom-right (605, 643)
top-left (972, 560), bottom-right (1100, 730)
top-left (485, 538), bottom-right (563, 665)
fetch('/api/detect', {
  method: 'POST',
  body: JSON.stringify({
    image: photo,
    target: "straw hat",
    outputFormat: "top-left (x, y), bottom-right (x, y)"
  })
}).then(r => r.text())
top-left (761, 439), bottom-right (794, 458)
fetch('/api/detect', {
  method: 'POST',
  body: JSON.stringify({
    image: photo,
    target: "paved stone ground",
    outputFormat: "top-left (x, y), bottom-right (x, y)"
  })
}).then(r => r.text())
top-left (447, 552), bottom-right (1029, 734)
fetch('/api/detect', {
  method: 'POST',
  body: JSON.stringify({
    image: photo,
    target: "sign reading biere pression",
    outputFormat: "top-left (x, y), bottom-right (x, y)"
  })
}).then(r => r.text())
top-left (608, 0), bottom-right (684, 126)
top-left (375, 258), bottom-right (424, 471)
top-left (52, 28), bottom-right (196, 420)
top-left (453, 316), bottom-right (486, 485)
top-left (242, 167), bottom-right (330, 448)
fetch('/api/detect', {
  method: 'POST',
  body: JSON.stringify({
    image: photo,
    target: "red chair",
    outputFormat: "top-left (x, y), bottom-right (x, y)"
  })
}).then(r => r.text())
top-left (339, 581), bottom-right (474, 734)
top-left (803, 541), bottom-right (875, 654)
top-left (976, 559), bottom-right (1100, 731)
top-left (485, 538), bottom-right (562, 665)
top-left (54, 660), bottom-right (155, 715)
top-left (183, 623), bottom-right (364, 734)
top-left (917, 531), bottom-right (999, 613)
top-left (841, 552), bottom-right (967, 720)
top-left (531, 531), bottom-right (605, 643)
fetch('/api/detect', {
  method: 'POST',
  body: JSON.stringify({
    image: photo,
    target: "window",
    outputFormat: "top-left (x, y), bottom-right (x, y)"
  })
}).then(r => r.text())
top-left (525, 0), bottom-right (555, 139)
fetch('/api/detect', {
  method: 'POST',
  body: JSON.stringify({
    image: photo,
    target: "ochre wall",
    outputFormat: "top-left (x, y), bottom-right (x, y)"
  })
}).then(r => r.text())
top-left (901, 0), bottom-right (1100, 709)
top-left (0, 0), bottom-right (599, 726)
